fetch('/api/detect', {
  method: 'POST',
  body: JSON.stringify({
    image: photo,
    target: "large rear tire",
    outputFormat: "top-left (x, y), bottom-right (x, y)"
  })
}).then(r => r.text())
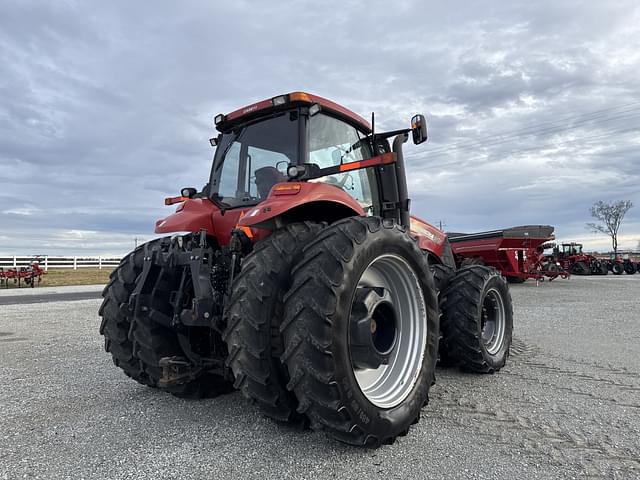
top-left (281, 217), bottom-right (439, 446)
top-left (99, 250), bottom-right (151, 386)
top-left (623, 262), bottom-right (636, 275)
top-left (100, 238), bottom-right (233, 398)
top-left (440, 265), bottom-right (513, 373)
top-left (223, 222), bottom-right (323, 423)
top-left (612, 262), bottom-right (624, 275)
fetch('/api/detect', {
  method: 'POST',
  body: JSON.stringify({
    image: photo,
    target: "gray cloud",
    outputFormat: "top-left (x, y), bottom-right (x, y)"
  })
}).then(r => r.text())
top-left (1, 0), bottom-right (639, 254)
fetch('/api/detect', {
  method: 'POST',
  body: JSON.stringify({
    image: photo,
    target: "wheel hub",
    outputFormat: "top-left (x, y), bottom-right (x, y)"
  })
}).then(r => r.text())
top-left (350, 287), bottom-right (397, 370)
top-left (349, 254), bottom-right (427, 409)
top-left (480, 288), bottom-right (506, 355)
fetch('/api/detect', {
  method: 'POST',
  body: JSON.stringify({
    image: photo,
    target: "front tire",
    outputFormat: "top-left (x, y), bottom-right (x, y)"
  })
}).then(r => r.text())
top-left (281, 217), bottom-right (439, 446)
top-left (612, 263), bottom-right (624, 275)
top-left (440, 265), bottom-right (513, 373)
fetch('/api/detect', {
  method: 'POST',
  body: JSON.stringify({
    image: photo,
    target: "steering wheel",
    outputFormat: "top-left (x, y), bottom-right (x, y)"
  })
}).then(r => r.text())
top-left (325, 174), bottom-right (351, 189)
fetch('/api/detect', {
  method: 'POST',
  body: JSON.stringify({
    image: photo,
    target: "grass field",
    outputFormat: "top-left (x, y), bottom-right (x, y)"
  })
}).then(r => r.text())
top-left (2, 268), bottom-right (113, 288)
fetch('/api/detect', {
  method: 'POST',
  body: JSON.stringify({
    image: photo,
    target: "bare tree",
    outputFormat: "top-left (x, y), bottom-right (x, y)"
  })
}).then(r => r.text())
top-left (586, 200), bottom-right (633, 255)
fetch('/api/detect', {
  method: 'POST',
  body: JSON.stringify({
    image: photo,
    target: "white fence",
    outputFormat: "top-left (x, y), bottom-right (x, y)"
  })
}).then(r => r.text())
top-left (0, 256), bottom-right (122, 271)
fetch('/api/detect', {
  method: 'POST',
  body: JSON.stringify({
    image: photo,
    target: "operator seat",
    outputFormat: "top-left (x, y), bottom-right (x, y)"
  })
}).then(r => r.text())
top-left (255, 166), bottom-right (287, 199)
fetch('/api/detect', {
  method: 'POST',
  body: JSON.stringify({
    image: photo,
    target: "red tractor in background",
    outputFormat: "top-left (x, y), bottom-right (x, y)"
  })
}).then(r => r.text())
top-left (547, 242), bottom-right (608, 276)
top-left (99, 92), bottom-right (513, 447)
top-left (601, 252), bottom-right (637, 275)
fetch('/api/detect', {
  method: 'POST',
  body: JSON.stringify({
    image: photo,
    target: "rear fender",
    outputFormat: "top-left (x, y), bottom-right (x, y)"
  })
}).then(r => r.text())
top-left (155, 198), bottom-right (216, 235)
top-left (238, 182), bottom-right (365, 230)
top-left (410, 216), bottom-right (448, 262)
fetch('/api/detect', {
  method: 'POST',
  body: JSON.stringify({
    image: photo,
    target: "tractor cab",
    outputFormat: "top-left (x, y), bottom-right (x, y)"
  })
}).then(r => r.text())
top-left (203, 92), bottom-right (427, 229)
top-left (561, 242), bottom-right (583, 258)
top-left (208, 94), bottom-right (377, 212)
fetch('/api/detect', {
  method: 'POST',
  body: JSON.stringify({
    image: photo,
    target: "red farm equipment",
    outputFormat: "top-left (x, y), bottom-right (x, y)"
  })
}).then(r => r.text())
top-left (601, 251), bottom-right (637, 275)
top-left (447, 225), bottom-right (568, 283)
top-left (99, 91), bottom-right (514, 447)
top-left (549, 243), bottom-right (608, 276)
top-left (0, 260), bottom-right (45, 288)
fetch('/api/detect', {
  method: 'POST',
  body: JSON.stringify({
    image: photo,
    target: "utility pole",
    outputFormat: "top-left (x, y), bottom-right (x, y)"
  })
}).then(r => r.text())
top-left (438, 220), bottom-right (446, 231)
top-left (134, 237), bottom-right (138, 249)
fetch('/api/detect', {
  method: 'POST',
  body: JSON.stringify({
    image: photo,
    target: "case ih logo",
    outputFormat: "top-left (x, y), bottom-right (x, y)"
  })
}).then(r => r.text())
top-left (243, 104), bottom-right (258, 114)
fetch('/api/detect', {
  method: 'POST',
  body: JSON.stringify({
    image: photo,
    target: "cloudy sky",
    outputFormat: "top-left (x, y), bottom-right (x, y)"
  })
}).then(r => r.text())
top-left (1, 0), bottom-right (639, 255)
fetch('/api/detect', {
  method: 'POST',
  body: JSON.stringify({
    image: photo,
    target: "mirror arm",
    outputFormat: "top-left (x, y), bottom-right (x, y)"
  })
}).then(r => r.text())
top-left (375, 127), bottom-right (412, 140)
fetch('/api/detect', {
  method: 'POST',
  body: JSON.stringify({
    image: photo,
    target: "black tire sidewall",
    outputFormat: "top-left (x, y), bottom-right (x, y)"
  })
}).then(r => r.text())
top-left (329, 231), bottom-right (438, 439)
top-left (477, 273), bottom-right (513, 369)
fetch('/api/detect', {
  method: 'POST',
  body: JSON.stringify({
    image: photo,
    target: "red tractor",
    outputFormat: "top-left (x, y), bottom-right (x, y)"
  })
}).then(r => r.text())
top-left (549, 242), bottom-right (607, 275)
top-left (603, 252), bottom-right (637, 275)
top-left (99, 92), bottom-right (513, 446)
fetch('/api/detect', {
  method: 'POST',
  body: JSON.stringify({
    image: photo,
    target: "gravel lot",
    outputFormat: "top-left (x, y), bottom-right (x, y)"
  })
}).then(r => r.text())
top-left (1, 276), bottom-right (639, 479)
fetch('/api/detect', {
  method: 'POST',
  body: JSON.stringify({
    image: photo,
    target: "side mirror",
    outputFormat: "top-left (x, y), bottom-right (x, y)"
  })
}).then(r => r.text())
top-left (180, 187), bottom-right (197, 199)
top-left (411, 114), bottom-right (428, 145)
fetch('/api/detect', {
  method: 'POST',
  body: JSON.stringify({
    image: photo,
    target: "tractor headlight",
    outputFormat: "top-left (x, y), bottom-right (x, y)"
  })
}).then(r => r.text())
top-left (214, 114), bottom-right (225, 125)
top-left (272, 95), bottom-right (288, 106)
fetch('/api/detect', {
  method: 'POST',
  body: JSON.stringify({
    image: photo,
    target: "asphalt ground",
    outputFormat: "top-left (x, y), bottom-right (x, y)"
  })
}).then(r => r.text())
top-left (1, 276), bottom-right (639, 479)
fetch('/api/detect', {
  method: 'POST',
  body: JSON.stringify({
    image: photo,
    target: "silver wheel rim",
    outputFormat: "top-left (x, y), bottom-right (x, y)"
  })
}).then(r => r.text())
top-left (481, 287), bottom-right (506, 355)
top-left (351, 254), bottom-right (427, 409)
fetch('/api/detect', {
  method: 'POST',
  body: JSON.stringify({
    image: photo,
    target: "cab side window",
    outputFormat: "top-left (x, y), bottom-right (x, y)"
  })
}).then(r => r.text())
top-left (308, 113), bottom-right (376, 212)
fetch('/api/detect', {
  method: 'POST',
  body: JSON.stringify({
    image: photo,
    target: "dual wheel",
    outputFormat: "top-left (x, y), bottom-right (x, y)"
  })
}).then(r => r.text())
top-left (225, 217), bottom-right (512, 446)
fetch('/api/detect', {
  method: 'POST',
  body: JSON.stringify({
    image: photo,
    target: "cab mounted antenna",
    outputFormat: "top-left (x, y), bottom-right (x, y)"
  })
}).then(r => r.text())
top-left (371, 112), bottom-right (375, 149)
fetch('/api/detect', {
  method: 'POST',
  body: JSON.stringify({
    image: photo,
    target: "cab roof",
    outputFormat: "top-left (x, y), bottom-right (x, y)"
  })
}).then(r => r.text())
top-left (216, 91), bottom-right (372, 133)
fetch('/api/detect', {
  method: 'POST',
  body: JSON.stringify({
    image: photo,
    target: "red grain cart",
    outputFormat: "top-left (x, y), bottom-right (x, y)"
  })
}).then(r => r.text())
top-left (448, 225), bottom-right (567, 283)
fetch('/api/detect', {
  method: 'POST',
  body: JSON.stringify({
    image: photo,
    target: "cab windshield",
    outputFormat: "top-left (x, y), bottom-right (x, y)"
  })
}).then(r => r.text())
top-left (211, 112), bottom-right (298, 208)
top-left (563, 244), bottom-right (582, 255)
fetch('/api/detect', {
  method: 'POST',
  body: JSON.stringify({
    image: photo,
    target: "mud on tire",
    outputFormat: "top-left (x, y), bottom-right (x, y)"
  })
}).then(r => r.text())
top-left (223, 222), bottom-right (323, 423)
top-left (281, 217), bottom-right (439, 446)
top-left (440, 265), bottom-right (513, 373)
